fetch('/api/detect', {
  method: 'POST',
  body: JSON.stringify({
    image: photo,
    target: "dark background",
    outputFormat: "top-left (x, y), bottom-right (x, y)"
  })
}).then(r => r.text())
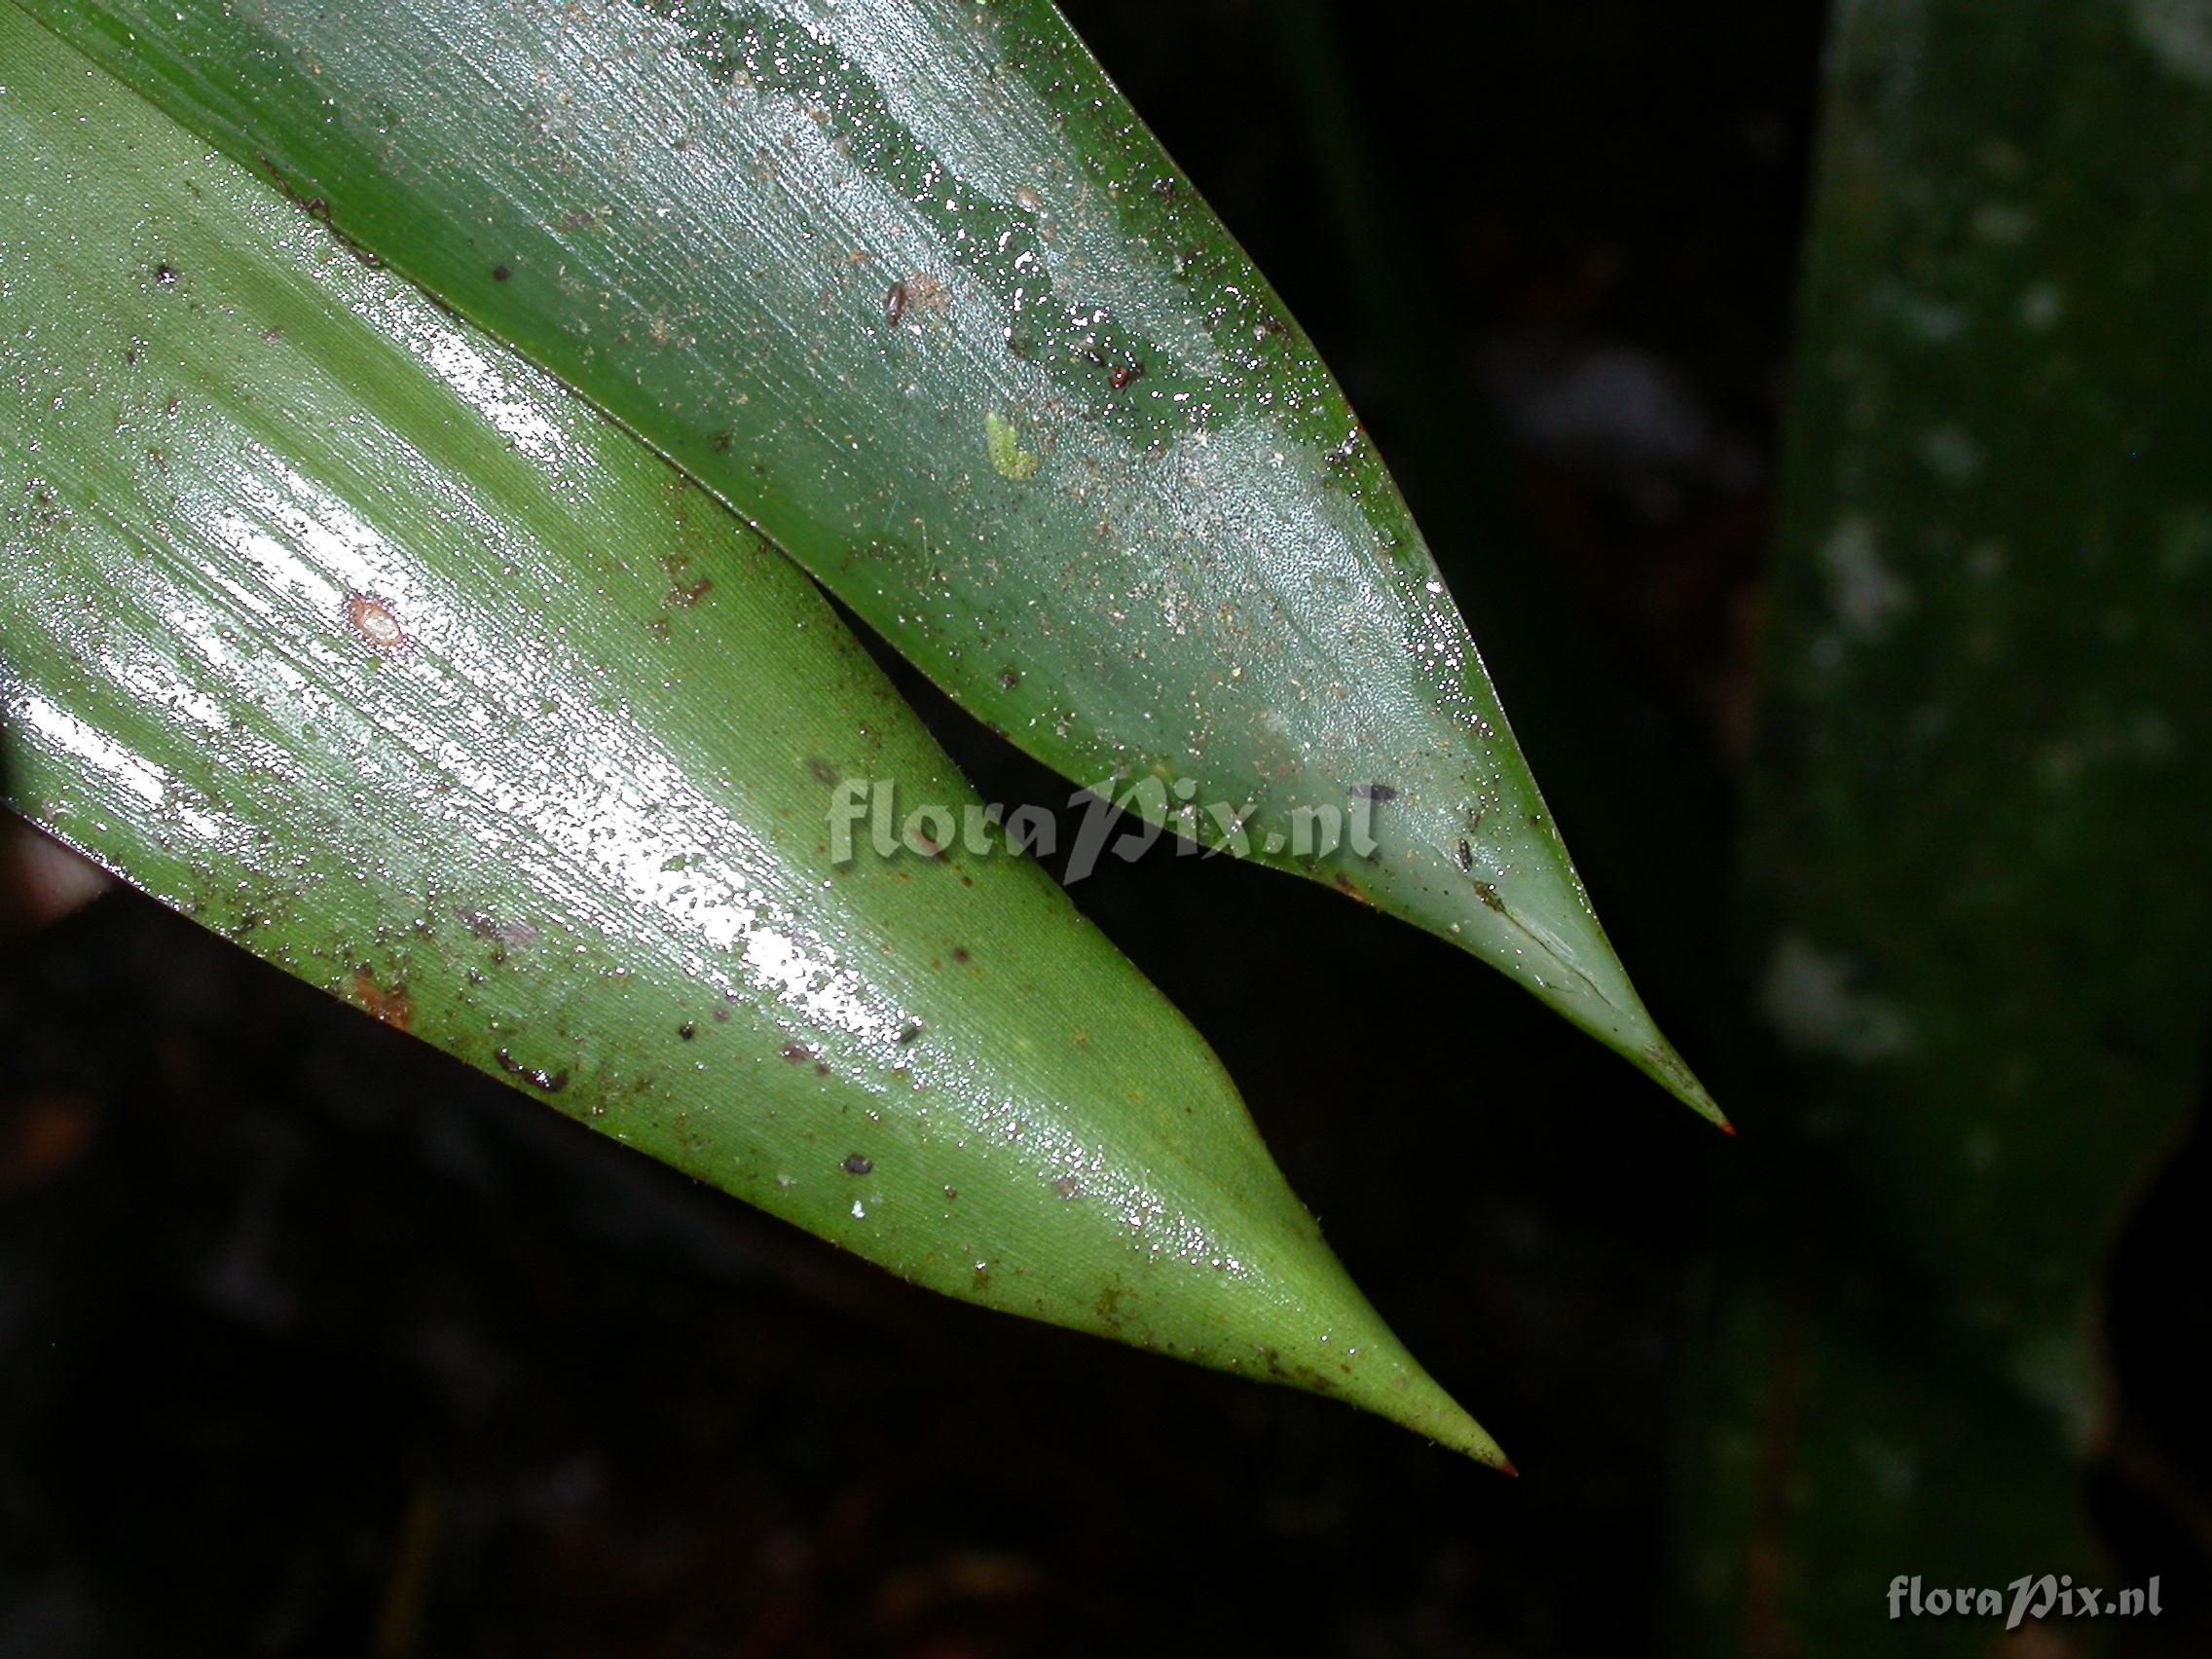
top-left (0, 1), bottom-right (1987, 1653)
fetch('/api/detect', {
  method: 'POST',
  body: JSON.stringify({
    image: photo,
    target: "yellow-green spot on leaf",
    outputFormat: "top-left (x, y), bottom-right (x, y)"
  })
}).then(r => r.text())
top-left (0, 7), bottom-right (1510, 1464)
top-left (984, 412), bottom-right (1040, 481)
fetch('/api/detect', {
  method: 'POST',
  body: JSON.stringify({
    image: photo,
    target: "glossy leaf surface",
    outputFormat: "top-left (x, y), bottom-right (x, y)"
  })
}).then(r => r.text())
top-left (0, 16), bottom-right (1502, 1463)
top-left (18, 0), bottom-right (1722, 1123)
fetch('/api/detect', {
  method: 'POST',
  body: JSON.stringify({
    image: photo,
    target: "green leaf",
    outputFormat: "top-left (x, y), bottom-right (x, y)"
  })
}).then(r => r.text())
top-left (0, 14), bottom-right (1504, 1465)
top-left (16, 0), bottom-right (1725, 1124)
top-left (1669, 0), bottom-right (2212, 1643)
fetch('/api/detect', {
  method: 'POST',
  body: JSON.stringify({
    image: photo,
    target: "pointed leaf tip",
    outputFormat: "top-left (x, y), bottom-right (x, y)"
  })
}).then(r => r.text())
top-left (1222, 1234), bottom-right (1508, 1465)
top-left (26, 0), bottom-right (1729, 1115)
top-left (1343, 804), bottom-right (1722, 1124)
top-left (1329, 1327), bottom-right (1510, 1470)
top-left (1377, 1378), bottom-right (1512, 1472)
top-left (1641, 1037), bottom-right (1730, 1131)
top-left (0, 11), bottom-right (1493, 1461)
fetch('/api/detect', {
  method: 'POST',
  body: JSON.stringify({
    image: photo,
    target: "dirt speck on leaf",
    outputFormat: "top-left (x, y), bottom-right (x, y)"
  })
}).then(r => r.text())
top-left (346, 593), bottom-right (408, 653)
top-left (494, 1049), bottom-right (569, 1093)
top-left (665, 578), bottom-right (712, 608)
top-left (350, 970), bottom-right (413, 1031)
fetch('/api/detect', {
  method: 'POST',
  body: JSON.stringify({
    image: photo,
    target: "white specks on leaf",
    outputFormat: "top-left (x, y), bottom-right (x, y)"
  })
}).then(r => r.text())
top-left (2008, 1328), bottom-right (2100, 1455)
top-left (1916, 424), bottom-right (1985, 482)
top-left (2038, 709), bottom-right (2180, 787)
top-left (2128, 0), bottom-right (2212, 88)
top-left (1759, 933), bottom-right (1915, 1063)
top-left (1878, 281), bottom-right (1969, 344)
top-left (1971, 203), bottom-right (2036, 245)
top-left (1820, 515), bottom-right (1913, 639)
top-left (2017, 280), bottom-right (2065, 332)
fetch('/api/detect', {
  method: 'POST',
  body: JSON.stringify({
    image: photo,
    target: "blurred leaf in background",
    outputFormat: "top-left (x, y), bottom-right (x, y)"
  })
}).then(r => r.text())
top-left (1672, 0), bottom-right (2212, 1651)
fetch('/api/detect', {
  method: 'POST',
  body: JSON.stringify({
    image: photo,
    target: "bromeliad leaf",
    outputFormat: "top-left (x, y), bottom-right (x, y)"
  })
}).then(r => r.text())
top-left (1669, 0), bottom-right (2212, 1639)
top-left (0, 15), bottom-right (1504, 1464)
top-left (18, 0), bottom-right (1725, 1124)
